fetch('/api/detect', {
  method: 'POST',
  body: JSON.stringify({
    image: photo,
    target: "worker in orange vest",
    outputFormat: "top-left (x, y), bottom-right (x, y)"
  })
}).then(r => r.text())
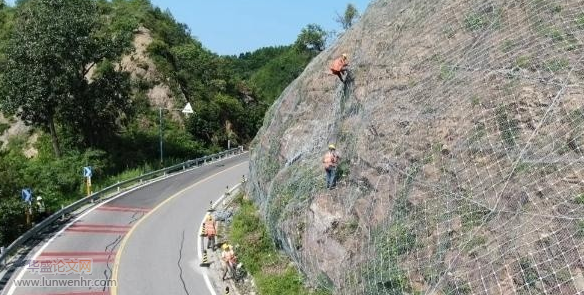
top-left (323, 144), bottom-right (340, 189)
top-left (204, 214), bottom-right (217, 250)
top-left (330, 53), bottom-right (349, 83)
top-left (221, 244), bottom-right (237, 280)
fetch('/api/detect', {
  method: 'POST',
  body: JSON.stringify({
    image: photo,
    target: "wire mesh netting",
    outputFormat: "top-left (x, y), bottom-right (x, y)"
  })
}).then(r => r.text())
top-left (250, 0), bottom-right (584, 294)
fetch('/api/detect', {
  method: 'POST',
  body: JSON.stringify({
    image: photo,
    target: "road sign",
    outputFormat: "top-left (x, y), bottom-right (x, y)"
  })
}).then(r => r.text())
top-left (83, 166), bottom-right (92, 178)
top-left (182, 102), bottom-right (193, 114)
top-left (21, 188), bottom-right (32, 204)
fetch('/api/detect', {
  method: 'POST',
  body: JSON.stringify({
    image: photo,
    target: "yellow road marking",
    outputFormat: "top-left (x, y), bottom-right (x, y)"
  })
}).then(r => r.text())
top-left (111, 161), bottom-right (247, 295)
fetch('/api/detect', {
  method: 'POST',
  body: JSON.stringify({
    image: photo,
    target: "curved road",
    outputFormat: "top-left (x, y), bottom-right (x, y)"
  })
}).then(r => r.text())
top-left (4, 153), bottom-right (248, 295)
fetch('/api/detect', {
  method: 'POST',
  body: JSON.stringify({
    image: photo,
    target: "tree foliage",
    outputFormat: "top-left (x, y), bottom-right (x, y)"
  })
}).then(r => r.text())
top-left (0, 0), bottom-right (320, 247)
top-left (335, 3), bottom-right (360, 30)
top-left (294, 24), bottom-right (327, 52)
top-left (0, 0), bottom-right (133, 157)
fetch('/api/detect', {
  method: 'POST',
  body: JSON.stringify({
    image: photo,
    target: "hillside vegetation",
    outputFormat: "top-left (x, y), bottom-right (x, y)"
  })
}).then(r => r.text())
top-left (0, 0), bottom-right (321, 246)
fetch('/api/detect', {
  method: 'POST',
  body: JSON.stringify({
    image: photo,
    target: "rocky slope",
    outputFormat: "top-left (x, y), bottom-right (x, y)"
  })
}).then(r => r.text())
top-left (0, 26), bottom-right (178, 153)
top-left (249, 0), bottom-right (584, 294)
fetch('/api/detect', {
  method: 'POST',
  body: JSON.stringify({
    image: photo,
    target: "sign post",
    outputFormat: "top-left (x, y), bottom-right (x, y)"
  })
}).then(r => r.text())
top-left (21, 188), bottom-right (32, 226)
top-left (83, 166), bottom-right (92, 197)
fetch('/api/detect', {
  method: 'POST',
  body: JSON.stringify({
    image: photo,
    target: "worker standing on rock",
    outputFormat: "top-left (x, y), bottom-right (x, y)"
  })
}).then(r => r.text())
top-left (204, 214), bottom-right (217, 250)
top-left (323, 144), bottom-right (341, 189)
top-left (330, 53), bottom-right (349, 83)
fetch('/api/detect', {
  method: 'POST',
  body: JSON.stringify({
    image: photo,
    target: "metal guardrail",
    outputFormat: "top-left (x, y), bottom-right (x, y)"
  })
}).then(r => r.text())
top-left (0, 146), bottom-right (244, 268)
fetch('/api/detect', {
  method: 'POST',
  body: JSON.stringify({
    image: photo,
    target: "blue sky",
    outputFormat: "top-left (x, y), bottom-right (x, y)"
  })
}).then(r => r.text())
top-left (4, 0), bottom-right (371, 55)
top-left (146, 0), bottom-right (372, 55)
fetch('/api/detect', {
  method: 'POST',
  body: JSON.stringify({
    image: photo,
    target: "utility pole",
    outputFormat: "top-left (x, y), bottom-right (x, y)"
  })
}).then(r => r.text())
top-left (159, 103), bottom-right (193, 165)
top-left (159, 107), bottom-right (163, 164)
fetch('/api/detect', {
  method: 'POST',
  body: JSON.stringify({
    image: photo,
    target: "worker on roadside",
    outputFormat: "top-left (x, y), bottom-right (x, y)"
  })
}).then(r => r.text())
top-left (221, 244), bottom-right (237, 280)
top-left (330, 53), bottom-right (349, 83)
top-left (204, 214), bottom-right (217, 250)
top-left (322, 144), bottom-right (341, 189)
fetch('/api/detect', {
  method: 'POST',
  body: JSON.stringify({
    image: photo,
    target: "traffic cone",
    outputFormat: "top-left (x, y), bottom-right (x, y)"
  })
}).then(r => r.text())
top-left (200, 250), bottom-right (211, 267)
top-left (200, 224), bottom-right (206, 237)
top-left (225, 287), bottom-right (230, 294)
top-left (207, 200), bottom-right (215, 212)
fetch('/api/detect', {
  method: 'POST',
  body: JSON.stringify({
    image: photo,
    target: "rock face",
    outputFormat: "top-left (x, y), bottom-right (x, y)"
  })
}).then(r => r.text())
top-left (249, 0), bottom-right (584, 294)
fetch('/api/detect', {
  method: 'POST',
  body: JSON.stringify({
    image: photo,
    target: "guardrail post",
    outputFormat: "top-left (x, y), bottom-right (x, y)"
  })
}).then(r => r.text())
top-left (1, 246), bottom-right (5, 267)
top-left (60, 205), bottom-right (65, 221)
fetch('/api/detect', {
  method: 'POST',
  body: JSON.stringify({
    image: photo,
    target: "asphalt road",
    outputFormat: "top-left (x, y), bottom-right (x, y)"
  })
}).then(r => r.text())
top-left (4, 153), bottom-right (249, 295)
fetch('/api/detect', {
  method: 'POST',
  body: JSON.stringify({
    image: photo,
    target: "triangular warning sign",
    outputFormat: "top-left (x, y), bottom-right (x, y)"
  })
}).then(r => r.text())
top-left (182, 102), bottom-right (194, 114)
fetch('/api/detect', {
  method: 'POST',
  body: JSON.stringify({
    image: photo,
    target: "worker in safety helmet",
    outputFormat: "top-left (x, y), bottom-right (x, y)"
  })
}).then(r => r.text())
top-left (221, 244), bottom-right (237, 280)
top-left (322, 144), bottom-right (341, 189)
top-left (204, 214), bottom-right (217, 250)
top-left (330, 53), bottom-right (349, 83)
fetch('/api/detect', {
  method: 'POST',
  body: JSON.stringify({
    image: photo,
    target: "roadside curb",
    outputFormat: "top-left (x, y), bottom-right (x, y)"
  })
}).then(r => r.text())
top-left (199, 181), bottom-right (253, 295)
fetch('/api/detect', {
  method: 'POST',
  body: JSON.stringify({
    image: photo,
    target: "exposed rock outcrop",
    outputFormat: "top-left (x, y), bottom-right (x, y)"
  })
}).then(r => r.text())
top-left (250, 0), bottom-right (584, 294)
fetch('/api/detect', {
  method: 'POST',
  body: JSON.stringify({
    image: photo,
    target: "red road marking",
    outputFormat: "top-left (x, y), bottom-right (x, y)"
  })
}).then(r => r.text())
top-left (65, 228), bottom-right (129, 234)
top-left (34, 257), bottom-right (114, 263)
top-left (37, 252), bottom-right (115, 263)
top-left (65, 224), bottom-right (130, 234)
top-left (39, 252), bottom-right (116, 257)
top-left (20, 291), bottom-right (109, 295)
top-left (95, 206), bottom-right (150, 213)
top-left (70, 224), bottom-right (131, 229)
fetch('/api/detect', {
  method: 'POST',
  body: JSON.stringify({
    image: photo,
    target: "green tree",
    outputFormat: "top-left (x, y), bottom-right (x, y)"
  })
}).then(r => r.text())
top-left (0, 198), bottom-right (27, 246)
top-left (0, 0), bottom-right (128, 157)
top-left (294, 24), bottom-right (327, 52)
top-left (59, 62), bottom-right (133, 149)
top-left (335, 3), bottom-right (360, 30)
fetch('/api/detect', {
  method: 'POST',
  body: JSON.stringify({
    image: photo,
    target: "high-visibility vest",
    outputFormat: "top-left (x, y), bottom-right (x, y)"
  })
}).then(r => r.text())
top-left (323, 151), bottom-right (339, 169)
top-left (222, 250), bottom-right (236, 264)
top-left (205, 220), bottom-right (216, 236)
top-left (330, 57), bottom-right (347, 72)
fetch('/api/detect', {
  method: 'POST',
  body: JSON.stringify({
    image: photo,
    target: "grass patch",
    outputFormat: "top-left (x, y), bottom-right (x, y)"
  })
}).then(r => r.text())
top-left (496, 105), bottom-right (519, 148)
top-left (514, 161), bottom-right (531, 174)
top-left (439, 63), bottom-right (456, 81)
top-left (443, 280), bottom-right (472, 295)
top-left (518, 257), bottom-right (540, 290)
top-left (229, 195), bottom-right (330, 295)
top-left (464, 14), bottom-right (487, 31)
top-left (515, 55), bottom-right (531, 69)
top-left (443, 26), bottom-right (456, 39)
top-left (547, 28), bottom-right (564, 42)
top-left (458, 202), bottom-right (492, 229)
top-left (0, 122), bottom-right (9, 135)
top-left (255, 268), bottom-right (329, 295)
top-left (578, 13), bottom-right (584, 29)
top-left (563, 33), bottom-right (580, 51)
top-left (463, 235), bottom-right (487, 253)
top-left (577, 220), bottom-right (584, 237)
top-left (544, 58), bottom-right (569, 72)
top-left (501, 40), bottom-right (515, 53)
top-left (575, 193), bottom-right (584, 204)
top-left (91, 166), bottom-right (150, 192)
top-left (468, 122), bottom-right (486, 145)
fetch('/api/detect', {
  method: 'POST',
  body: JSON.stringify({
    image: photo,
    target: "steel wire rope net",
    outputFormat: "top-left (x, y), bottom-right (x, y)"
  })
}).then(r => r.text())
top-left (250, 0), bottom-right (584, 294)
